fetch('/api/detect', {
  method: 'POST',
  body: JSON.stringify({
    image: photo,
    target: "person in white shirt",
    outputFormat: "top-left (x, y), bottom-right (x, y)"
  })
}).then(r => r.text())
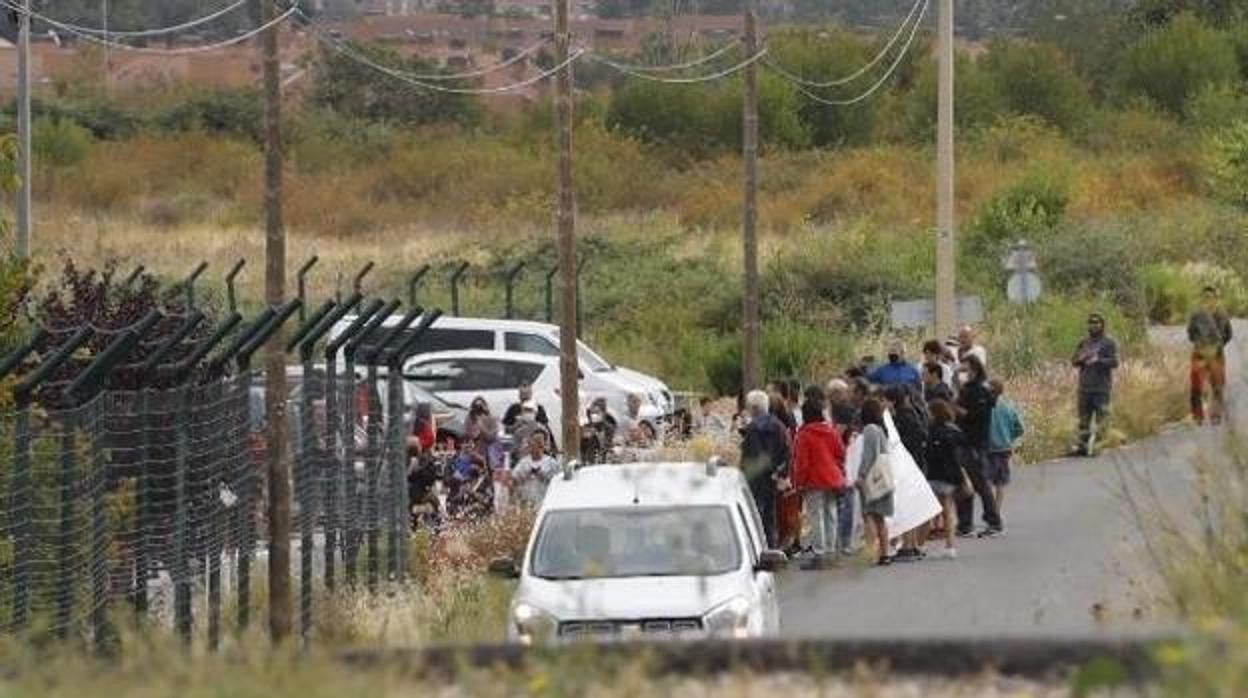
top-left (512, 431), bottom-right (559, 509)
top-left (958, 325), bottom-right (988, 369)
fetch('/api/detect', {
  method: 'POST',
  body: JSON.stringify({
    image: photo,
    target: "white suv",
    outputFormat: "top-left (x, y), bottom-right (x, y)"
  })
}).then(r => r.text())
top-left (494, 461), bottom-right (785, 643)
top-left (327, 315), bottom-right (674, 417)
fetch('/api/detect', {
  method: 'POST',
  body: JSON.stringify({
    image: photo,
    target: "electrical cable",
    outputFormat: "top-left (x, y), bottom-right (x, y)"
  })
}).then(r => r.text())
top-left (590, 38), bottom-right (741, 73)
top-left (587, 46), bottom-right (768, 84)
top-left (762, 0), bottom-right (926, 88)
top-left (1, 1), bottom-right (296, 56)
top-left (30, 0), bottom-right (250, 39)
top-left (771, 0), bottom-right (928, 107)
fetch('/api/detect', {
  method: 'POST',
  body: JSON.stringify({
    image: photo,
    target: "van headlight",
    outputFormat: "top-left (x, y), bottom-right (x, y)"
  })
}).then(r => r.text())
top-left (512, 602), bottom-right (558, 644)
top-left (704, 596), bottom-right (752, 639)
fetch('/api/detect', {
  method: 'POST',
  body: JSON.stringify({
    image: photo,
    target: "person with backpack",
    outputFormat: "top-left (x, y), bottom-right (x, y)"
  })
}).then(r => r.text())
top-left (988, 379), bottom-right (1025, 516)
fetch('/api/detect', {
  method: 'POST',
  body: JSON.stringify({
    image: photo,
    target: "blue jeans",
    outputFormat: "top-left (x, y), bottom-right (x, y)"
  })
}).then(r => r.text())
top-left (801, 490), bottom-right (840, 557)
top-left (837, 486), bottom-right (857, 554)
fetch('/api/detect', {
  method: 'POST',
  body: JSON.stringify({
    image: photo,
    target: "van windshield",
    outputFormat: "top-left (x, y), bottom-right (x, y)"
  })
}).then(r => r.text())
top-left (530, 506), bottom-right (741, 579)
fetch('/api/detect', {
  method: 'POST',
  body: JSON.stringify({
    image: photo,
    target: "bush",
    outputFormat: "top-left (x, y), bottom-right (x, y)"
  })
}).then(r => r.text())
top-left (979, 39), bottom-right (1092, 133)
top-left (898, 50), bottom-right (1004, 142)
top-left (1204, 119), bottom-right (1248, 210)
top-left (151, 88), bottom-right (264, 141)
top-left (1141, 261), bottom-right (1248, 323)
top-left (968, 171), bottom-right (1070, 267)
top-left (32, 118), bottom-right (93, 168)
top-left (1037, 220), bottom-right (1148, 314)
top-left (1185, 82), bottom-right (1248, 132)
top-left (1119, 13), bottom-right (1239, 115)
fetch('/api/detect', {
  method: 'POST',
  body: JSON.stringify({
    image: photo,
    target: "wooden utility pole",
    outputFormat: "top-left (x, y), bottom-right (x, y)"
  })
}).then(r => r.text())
top-left (15, 0), bottom-right (31, 259)
top-left (555, 0), bottom-right (579, 459)
top-left (935, 0), bottom-right (956, 338)
top-left (260, 0), bottom-right (292, 644)
top-left (741, 0), bottom-right (761, 392)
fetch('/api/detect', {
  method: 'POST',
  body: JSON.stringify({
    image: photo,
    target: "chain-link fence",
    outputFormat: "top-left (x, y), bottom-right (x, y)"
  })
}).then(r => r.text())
top-left (0, 297), bottom-right (432, 651)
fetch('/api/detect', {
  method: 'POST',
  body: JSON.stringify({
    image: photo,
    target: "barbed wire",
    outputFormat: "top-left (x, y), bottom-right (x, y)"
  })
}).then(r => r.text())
top-left (762, 0), bottom-right (926, 88)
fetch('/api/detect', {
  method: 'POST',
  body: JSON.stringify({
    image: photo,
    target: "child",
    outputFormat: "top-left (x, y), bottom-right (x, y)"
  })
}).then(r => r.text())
top-left (923, 399), bottom-right (964, 560)
top-left (987, 379), bottom-right (1024, 515)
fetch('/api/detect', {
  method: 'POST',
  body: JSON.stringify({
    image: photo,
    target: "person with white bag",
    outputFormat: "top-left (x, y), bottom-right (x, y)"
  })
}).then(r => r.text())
top-left (856, 398), bottom-right (896, 566)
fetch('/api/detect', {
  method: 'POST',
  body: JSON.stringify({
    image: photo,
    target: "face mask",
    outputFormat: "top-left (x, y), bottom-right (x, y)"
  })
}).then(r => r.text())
top-left (957, 370), bottom-right (970, 383)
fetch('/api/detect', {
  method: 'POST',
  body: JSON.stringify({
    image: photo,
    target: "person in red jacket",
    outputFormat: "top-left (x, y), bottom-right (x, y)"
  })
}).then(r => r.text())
top-left (793, 398), bottom-right (848, 569)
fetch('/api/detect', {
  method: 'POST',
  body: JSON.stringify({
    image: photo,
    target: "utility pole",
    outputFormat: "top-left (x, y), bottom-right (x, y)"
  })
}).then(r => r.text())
top-left (555, 0), bottom-right (579, 459)
top-left (740, 0), bottom-right (761, 392)
top-left (15, 0), bottom-right (31, 259)
top-left (934, 0), bottom-right (956, 338)
top-left (260, 0), bottom-right (291, 645)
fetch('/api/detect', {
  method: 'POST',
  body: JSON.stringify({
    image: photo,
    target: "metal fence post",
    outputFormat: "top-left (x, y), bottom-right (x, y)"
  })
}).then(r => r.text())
top-left (56, 409), bottom-right (78, 638)
top-left (9, 405), bottom-right (30, 631)
top-left (504, 262), bottom-right (526, 320)
top-left (173, 385), bottom-right (192, 646)
top-left (89, 398), bottom-right (113, 653)
top-left (449, 262), bottom-right (469, 317)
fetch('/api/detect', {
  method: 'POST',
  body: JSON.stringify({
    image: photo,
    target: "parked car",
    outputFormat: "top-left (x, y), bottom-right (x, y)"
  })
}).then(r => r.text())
top-left (327, 315), bottom-right (674, 418)
top-left (493, 460), bottom-right (785, 644)
top-left (402, 350), bottom-right (665, 450)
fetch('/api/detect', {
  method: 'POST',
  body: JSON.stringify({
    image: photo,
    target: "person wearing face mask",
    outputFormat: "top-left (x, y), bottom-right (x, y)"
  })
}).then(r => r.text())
top-left (867, 341), bottom-right (922, 390)
top-left (1070, 313), bottom-right (1120, 457)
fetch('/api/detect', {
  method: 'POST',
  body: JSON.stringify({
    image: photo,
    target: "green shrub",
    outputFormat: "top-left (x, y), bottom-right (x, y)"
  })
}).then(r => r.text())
top-left (968, 171), bottom-right (1070, 267)
top-left (1141, 261), bottom-right (1248, 323)
top-left (702, 320), bottom-right (854, 397)
top-left (985, 293), bottom-right (1143, 377)
top-left (1038, 220), bottom-right (1148, 314)
top-left (1119, 13), bottom-right (1239, 115)
top-left (1205, 119), bottom-right (1248, 210)
top-left (899, 50), bottom-right (1004, 142)
top-left (1081, 101), bottom-right (1187, 152)
top-left (1185, 82), bottom-right (1248, 132)
top-left (32, 118), bottom-right (93, 168)
top-left (151, 88), bottom-right (264, 141)
top-left (979, 39), bottom-right (1092, 133)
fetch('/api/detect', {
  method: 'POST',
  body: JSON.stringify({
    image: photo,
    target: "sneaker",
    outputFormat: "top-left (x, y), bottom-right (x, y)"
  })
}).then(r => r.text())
top-left (894, 548), bottom-right (926, 562)
top-left (977, 526), bottom-right (1004, 539)
top-left (875, 556), bottom-right (894, 567)
top-left (1067, 446), bottom-right (1089, 458)
top-left (956, 528), bottom-right (975, 539)
top-left (938, 547), bottom-right (958, 560)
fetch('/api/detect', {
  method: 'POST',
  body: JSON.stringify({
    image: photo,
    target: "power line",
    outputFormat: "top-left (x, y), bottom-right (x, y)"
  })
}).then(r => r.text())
top-left (305, 23), bottom-right (585, 95)
top-left (295, 8), bottom-right (552, 82)
top-left (28, 0), bottom-right (249, 38)
top-left (1, 1), bottom-right (296, 56)
top-left (762, 0), bottom-right (926, 88)
top-left (770, 0), bottom-right (929, 107)
top-left (588, 38), bottom-right (741, 73)
top-left (587, 46), bottom-right (768, 84)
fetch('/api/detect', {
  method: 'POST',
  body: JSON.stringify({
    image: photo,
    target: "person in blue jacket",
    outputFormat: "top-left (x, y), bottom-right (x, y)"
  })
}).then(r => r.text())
top-left (867, 340), bottom-right (921, 390)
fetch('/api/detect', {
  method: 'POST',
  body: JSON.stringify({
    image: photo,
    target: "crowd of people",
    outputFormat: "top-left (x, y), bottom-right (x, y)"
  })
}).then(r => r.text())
top-left (736, 326), bottom-right (1028, 568)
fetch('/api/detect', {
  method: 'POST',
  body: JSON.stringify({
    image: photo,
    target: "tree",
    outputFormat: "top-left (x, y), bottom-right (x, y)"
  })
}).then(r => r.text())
top-left (310, 43), bottom-right (482, 128)
top-left (979, 39), bottom-right (1092, 133)
top-left (1119, 12), bottom-right (1239, 115)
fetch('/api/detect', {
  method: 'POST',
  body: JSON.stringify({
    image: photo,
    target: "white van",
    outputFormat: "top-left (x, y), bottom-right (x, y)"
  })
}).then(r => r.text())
top-left (328, 315), bottom-right (674, 418)
top-left (493, 460), bottom-right (785, 643)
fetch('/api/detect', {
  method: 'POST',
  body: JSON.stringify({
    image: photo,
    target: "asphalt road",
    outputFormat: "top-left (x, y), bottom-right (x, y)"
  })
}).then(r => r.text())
top-left (778, 322), bottom-right (1245, 639)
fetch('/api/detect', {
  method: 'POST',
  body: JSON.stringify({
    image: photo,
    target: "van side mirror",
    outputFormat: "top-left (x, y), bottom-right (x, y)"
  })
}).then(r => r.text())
top-left (489, 556), bottom-right (520, 579)
top-left (756, 550), bottom-right (788, 573)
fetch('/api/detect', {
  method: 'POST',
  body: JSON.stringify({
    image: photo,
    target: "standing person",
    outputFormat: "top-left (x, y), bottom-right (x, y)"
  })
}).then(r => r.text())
top-left (922, 362), bottom-right (954, 406)
top-left (923, 339), bottom-right (958, 388)
top-left (988, 379), bottom-right (1024, 515)
top-left (792, 399), bottom-right (848, 568)
top-left (856, 398), bottom-right (895, 566)
top-left (771, 394), bottom-right (802, 554)
top-left (825, 378), bottom-right (860, 556)
top-left (1070, 313), bottom-right (1121, 457)
top-left (503, 383), bottom-right (549, 430)
top-left (511, 431), bottom-right (559, 509)
top-left (924, 399), bottom-right (964, 560)
top-left (955, 355), bottom-right (1004, 538)
top-left (957, 326), bottom-right (988, 369)
top-left (867, 341), bottom-right (922, 390)
top-left (884, 384), bottom-right (929, 561)
top-left (741, 390), bottom-right (791, 548)
top-left (1188, 286), bottom-right (1233, 426)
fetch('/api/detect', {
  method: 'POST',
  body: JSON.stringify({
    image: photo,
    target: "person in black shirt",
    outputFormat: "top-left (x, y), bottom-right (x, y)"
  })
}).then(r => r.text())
top-left (954, 354), bottom-right (1003, 538)
top-left (923, 361), bottom-right (954, 406)
top-left (925, 399), bottom-right (965, 559)
top-left (502, 384), bottom-right (549, 429)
